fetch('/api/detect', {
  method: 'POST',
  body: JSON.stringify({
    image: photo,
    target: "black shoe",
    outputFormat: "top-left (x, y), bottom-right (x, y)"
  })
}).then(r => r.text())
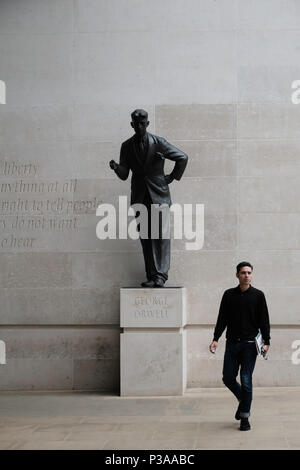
top-left (235, 402), bottom-right (242, 420)
top-left (154, 278), bottom-right (165, 288)
top-left (240, 418), bottom-right (251, 431)
top-left (141, 279), bottom-right (155, 287)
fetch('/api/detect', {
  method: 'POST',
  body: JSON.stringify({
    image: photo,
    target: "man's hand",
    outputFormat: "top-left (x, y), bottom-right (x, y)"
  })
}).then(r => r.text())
top-left (263, 345), bottom-right (270, 353)
top-left (164, 174), bottom-right (174, 184)
top-left (109, 160), bottom-right (118, 170)
top-left (209, 341), bottom-right (218, 354)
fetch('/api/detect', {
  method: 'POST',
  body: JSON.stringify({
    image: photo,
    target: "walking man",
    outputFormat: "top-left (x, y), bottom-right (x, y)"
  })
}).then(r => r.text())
top-left (209, 262), bottom-right (271, 431)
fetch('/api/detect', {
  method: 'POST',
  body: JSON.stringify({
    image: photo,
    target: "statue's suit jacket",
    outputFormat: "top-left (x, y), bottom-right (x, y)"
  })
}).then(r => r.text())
top-left (114, 132), bottom-right (188, 206)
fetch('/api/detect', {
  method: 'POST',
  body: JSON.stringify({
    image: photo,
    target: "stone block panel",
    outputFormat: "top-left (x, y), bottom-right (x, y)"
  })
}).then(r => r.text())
top-left (0, 359), bottom-right (73, 391)
top-left (168, 140), bottom-right (237, 178)
top-left (72, 287), bottom-right (120, 325)
top-left (171, 177), bottom-right (237, 215)
top-left (0, 33), bottom-right (73, 105)
top-left (71, 252), bottom-right (144, 289)
top-left (0, 105), bottom-right (71, 144)
top-left (0, 0), bottom-right (74, 33)
top-left (74, 0), bottom-right (237, 32)
top-left (156, 105), bottom-right (236, 140)
top-left (0, 288), bottom-right (73, 324)
top-left (0, 253), bottom-right (72, 288)
top-left (238, 140), bottom-right (300, 177)
top-left (238, 0), bottom-right (300, 30)
top-left (239, 176), bottom-right (300, 213)
top-left (121, 331), bottom-right (186, 396)
top-left (237, 104), bottom-right (300, 139)
top-left (73, 359), bottom-right (119, 391)
top-left (239, 213), bottom-right (300, 250)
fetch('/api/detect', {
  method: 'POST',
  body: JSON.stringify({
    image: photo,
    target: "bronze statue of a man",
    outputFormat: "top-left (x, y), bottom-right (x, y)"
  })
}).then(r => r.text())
top-left (109, 109), bottom-right (188, 287)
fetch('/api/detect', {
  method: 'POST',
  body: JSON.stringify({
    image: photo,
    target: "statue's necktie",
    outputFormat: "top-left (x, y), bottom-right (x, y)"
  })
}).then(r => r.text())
top-left (139, 139), bottom-right (146, 164)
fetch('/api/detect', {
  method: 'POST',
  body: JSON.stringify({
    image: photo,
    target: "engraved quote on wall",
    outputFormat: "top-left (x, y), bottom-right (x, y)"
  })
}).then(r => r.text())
top-left (0, 160), bottom-right (100, 251)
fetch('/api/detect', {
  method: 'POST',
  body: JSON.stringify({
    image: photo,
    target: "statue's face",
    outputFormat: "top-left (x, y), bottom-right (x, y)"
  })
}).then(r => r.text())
top-left (131, 117), bottom-right (149, 137)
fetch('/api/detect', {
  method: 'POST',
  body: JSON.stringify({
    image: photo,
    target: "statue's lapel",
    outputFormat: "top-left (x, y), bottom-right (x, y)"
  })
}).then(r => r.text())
top-left (144, 133), bottom-right (155, 168)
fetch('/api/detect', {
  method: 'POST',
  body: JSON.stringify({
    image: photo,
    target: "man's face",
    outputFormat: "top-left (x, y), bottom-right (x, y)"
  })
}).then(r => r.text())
top-left (236, 266), bottom-right (253, 287)
top-left (131, 117), bottom-right (149, 137)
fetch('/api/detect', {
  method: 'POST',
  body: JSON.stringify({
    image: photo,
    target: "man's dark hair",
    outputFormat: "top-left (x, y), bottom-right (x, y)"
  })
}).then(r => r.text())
top-left (236, 261), bottom-right (253, 273)
top-left (131, 109), bottom-right (148, 121)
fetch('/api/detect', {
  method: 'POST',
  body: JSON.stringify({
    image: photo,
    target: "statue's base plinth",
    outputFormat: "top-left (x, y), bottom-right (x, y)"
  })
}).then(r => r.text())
top-left (120, 287), bottom-right (187, 396)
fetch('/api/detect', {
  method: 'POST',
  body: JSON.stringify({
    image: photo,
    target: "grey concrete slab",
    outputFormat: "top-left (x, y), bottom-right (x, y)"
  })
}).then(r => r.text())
top-left (238, 140), bottom-right (300, 177)
top-left (150, 32), bottom-right (236, 104)
top-left (172, 214), bottom-right (237, 251)
top-left (170, 251), bottom-right (236, 288)
top-left (237, 104), bottom-right (300, 139)
top-left (0, 105), bottom-right (72, 143)
top-left (172, 140), bottom-right (237, 178)
top-left (0, 359), bottom-right (73, 391)
top-left (239, 176), bottom-right (300, 213)
top-left (0, 141), bottom-right (73, 179)
top-left (73, 177), bottom-right (131, 213)
top-left (71, 287), bottom-right (120, 324)
top-left (71, 141), bottom-right (122, 179)
top-left (73, 359), bottom-right (120, 391)
top-left (0, 253), bottom-right (72, 288)
top-left (74, 0), bottom-right (237, 32)
top-left (72, 328), bottom-right (119, 360)
top-left (0, 387), bottom-right (299, 450)
top-left (0, 0), bottom-right (74, 33)
top-left (0, 328), bottom-right (74, 359)
top-left (171, 177), bottom-right (237, 215)
top-left (156, 105), bottom-right (236, 140)
top-left (265, 286), bottom-right (300, 325)
top-left (237, 65), bottom-right (300, 103)
top-left (0, 288), bottom-right (73, 324)
top-left (70, 214), bottom-right (139, 252)
top-left (238, 30), bottom-right (300, 69)
top-left (0, 33), bottom-right (73, 105)
top-left (71, 252), bottom-right (144, 289)
top-left (238, 0), bottom-right (300, 30)
top-left (71, 104), bottom-right (155, 142)
top-left (239, 213), bottom-right (300, 250)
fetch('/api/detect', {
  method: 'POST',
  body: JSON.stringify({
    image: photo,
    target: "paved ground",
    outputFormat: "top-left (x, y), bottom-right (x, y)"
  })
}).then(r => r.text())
top-left (0, 387), bottom-right (299, 450)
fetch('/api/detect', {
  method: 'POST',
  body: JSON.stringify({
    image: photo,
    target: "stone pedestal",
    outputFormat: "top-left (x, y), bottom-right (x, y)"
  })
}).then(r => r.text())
top-left (120, 287), bottom-right (187, 396)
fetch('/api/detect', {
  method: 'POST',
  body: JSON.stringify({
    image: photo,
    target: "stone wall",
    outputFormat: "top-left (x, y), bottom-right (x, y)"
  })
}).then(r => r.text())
top-left (0, 0), bottom-right (300, 390)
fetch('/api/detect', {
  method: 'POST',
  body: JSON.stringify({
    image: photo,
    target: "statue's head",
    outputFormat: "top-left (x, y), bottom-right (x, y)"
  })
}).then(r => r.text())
top-left (131, 109), bottom-right (149, 137)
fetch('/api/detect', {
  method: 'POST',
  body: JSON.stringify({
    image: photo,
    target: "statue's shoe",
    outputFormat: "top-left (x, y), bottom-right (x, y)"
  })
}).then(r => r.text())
top-left (141, 279), bottom-right (155, 287)
top-left (154, 278), bottom-right (165, 288)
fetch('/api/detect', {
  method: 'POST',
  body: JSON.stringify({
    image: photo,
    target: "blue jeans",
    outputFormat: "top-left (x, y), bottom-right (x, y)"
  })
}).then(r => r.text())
top-left (222, 340), bottom-right (257, 418)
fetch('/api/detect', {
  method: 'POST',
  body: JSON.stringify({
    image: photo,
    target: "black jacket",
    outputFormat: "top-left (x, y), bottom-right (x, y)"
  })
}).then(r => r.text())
top-left (114, 132), bottom-right (188, 206)
top-left (213, 285), bottom-right (271, 345)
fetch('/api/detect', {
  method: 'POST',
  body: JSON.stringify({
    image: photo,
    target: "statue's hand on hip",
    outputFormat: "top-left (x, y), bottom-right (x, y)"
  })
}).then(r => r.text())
top-left (164, 174), bottom-right (174, 184)
top-left (109, 160), bottom-right (118, 170)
